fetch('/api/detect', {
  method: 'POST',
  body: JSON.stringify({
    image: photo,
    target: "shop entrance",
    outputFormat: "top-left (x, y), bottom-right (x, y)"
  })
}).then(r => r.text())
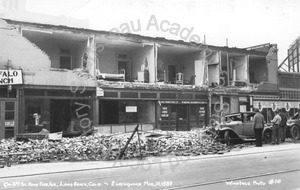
top-left (0, 101), bottom-right (18, 139)
top-left (160, 104), bottom-right (207, 131)
top-left (177, 105), bottom-right (188, 131)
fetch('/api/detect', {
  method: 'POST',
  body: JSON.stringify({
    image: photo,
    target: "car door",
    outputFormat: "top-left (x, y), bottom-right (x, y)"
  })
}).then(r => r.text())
top-left (227, 114), bottom-right (243, 136)
top-left (242, 113), bottom-right (255, 138)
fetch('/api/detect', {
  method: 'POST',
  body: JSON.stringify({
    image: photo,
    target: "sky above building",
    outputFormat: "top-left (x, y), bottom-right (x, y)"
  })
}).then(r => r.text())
top-left (7, 0), bottom-right (300, 63)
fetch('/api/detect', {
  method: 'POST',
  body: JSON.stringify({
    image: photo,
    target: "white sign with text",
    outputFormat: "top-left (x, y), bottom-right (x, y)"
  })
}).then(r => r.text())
top-left (0, 70), bottom-right (23, 85)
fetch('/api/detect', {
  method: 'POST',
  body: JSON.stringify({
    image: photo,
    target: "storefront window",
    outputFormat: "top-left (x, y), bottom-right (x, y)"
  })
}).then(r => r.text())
top-left (5, 102), bottom-right (14, 120)
top-left (99, 100), bottom-right (155, 125)
top-left (25, 98), bottom-right (93, 133)
top-left (120, 101), bottom-right (138, 124)
top-left (138, 101), bottom-right (155, 123)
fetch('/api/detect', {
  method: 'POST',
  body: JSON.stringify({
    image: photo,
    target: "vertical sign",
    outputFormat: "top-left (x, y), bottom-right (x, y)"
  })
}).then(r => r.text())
top-left (161, 106), bottom-right (169, 117)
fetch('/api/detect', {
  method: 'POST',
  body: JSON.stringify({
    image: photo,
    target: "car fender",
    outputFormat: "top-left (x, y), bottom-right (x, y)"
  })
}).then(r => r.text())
top-left (217, 127), bottom-right (239, 138)
top-left (287, 122), bottom-right (299, 128)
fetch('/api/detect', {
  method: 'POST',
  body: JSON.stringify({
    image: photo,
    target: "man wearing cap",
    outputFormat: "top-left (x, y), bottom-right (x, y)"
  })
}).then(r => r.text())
top-left (279, 109), bottom-right (288, 142)
top-left (271, 109), bottom-right (282, 145)
top-left (253, 108), bottom-right (265, 147)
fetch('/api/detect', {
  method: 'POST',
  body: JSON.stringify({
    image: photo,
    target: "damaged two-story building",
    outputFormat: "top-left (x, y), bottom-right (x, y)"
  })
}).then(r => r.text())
top-left (0, 18), bottom-right (279, 139)
top-left (0, 19), bottom-right (96, 139)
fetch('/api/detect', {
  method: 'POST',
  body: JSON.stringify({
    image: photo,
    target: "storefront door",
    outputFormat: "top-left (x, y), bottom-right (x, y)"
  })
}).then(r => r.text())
top-left (177, 105), bottom-right (189, 131)
top-left (0, 101), bottom-right (18, 139)
top-left (190, 105), bottom-right (207, 129)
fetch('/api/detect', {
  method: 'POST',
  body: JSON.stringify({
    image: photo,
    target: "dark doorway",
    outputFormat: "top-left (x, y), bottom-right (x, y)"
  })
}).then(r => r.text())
top-left (99, 101), bottom-right (119, 124)
top-left (118, 61), bottom-right (129, 81)
top-left (177, 105), bottom-right (189, 131)
top-left (50, 100), bottom-right (71, 132)
top-left (168, 65), bottom-right (176, 84)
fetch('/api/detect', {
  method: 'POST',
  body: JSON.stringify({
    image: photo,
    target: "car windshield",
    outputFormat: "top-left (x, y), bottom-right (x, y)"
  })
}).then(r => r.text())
top-left (292, 112), bottom-right (299, 119)
top-left (225, 112), bottom-right (255, 123)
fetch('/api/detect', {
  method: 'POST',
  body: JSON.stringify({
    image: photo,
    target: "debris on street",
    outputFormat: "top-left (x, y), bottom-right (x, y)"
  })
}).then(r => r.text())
top-left (0, 128), bottom-right (245, 168)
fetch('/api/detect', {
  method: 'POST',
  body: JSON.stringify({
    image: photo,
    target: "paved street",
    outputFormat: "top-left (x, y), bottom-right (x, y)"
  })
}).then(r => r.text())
top-left (0, 142), bottom-right (299, 190)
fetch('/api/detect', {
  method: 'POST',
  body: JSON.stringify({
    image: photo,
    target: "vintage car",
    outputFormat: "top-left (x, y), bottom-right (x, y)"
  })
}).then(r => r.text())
top-left (286, 113), bottom-right (300, 140)
top-left (216, 112), bottom-right (273, 144)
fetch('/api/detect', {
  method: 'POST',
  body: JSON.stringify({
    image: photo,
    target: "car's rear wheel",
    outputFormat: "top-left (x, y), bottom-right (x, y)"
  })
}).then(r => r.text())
top-left (224, 131), bottom-right (231, 144)
top-left (263, 130), bottom-right (272, 144)
top-left (290, 125), bottom-right (300, 140)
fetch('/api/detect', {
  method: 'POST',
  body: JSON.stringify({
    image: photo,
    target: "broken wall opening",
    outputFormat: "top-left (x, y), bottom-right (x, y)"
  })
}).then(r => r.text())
top-left (22, 30), bottom-right (92, 70)
top-left (96, 42), bottom-right (154, 82)
top-left (158, 46), bottom-right (200, 84)
top-left (220, 52), bottom-right (229, 86)
top-left (207, 51), bottom-right (220, 87)
top-left (249, 56), bottom-right (267, 83)
top-left (226, 54), bottom-right (248, 86)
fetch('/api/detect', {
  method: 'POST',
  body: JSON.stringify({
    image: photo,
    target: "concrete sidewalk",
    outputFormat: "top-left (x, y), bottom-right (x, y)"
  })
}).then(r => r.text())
top-left (0, 141), bottom-right (299, 179)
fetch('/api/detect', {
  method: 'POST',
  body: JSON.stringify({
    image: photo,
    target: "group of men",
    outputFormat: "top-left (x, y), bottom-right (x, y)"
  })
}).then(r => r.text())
top-left (253, 108), bottom-right (288, 147)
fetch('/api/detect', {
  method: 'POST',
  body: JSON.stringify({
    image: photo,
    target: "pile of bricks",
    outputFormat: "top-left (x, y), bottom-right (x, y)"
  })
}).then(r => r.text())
top-left (0, 129), bottom-right (233, 168)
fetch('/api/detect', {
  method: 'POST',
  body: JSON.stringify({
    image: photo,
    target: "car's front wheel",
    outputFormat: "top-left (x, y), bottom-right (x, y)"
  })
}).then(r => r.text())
top-left (290, 125), bottom-right (300, 140)
top-left (224, 131), bottom-right (232, 144)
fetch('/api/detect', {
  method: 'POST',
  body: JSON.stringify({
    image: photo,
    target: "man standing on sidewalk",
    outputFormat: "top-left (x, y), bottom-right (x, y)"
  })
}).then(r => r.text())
top-left (271, 110), bottom-right (281, 145)
top-left (279, 109), bottom-right (288, 142)
top-left (253, 108), bottom-right (265, 147)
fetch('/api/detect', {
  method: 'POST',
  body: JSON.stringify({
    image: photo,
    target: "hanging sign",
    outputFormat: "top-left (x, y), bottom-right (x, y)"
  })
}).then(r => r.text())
top-left (254, 101), bottom-right (264, 112)
top-left (126, 106), bottom-right (137, 113)
top-left (0, 70), bottom-right (23, 85)
top-left (258, 102), bottom-right (264, 111)
top-left (271, 102), bottom-right (277, 111)
top-left (285, 102), bottom-right (291, 111)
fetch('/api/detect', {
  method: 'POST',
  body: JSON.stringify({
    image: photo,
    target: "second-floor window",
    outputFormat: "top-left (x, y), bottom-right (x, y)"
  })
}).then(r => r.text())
top-left (60, 49), bottom-right (72, 69)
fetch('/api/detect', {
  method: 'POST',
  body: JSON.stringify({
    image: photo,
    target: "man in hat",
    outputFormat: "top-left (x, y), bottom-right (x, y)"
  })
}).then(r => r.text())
top-left (271, 109), bottom-right (282, 145)
top-left (253, 108), bottom-right (265, 147)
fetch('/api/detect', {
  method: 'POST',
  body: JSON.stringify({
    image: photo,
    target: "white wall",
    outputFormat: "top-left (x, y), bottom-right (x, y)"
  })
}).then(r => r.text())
top-left (208, 64), bottom-right (219, 85)
top-left (268, 51), bottom-right (278, 84)
top-left (233, 56), bottom-right (247, 82)
top-left (0, 20), bottom-right (51, 70)
top-left (97, 46), bottom-right (118, 73)
top-left (207, 52), bottom-right (220, 85)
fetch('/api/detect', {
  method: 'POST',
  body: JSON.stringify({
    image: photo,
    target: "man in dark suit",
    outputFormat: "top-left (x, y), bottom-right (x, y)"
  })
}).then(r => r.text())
top-left (253, 108), bottom-right (265, 147)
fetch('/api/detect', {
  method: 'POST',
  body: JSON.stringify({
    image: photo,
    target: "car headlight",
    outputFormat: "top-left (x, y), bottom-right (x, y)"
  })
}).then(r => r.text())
top-left (215, 125), bottom-right (221, 130)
